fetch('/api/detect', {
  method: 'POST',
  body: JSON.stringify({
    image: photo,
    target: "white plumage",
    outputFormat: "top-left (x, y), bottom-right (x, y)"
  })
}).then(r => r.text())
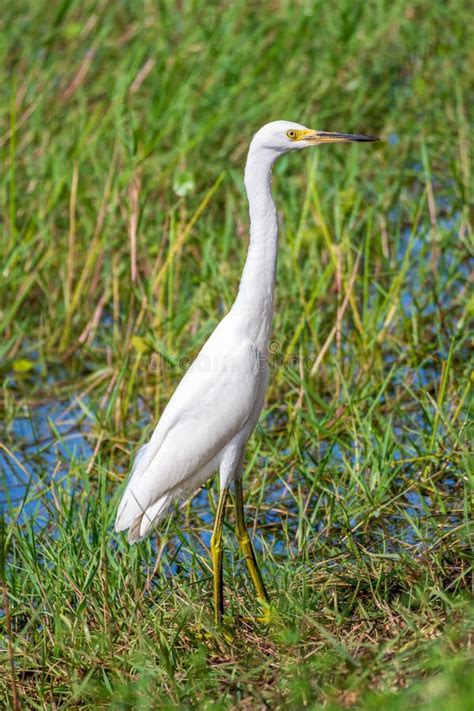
top-left (114, 120), bottom-right (377, 621)
top-left (116, 317), bottom-right (267, 541)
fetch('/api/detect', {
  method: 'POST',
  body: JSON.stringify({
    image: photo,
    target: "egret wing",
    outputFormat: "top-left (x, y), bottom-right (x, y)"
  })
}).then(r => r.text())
top-left (115, 325), bottom-right (263, 531)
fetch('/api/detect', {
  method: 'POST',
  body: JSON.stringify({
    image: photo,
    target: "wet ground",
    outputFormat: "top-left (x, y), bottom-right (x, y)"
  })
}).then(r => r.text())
top-left (1, 207), bottom-right (471, 574)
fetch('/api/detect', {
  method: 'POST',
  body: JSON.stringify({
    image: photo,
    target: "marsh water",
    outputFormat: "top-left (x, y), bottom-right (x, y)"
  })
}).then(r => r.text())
top-left (1, 207), bottom-right (470, 574)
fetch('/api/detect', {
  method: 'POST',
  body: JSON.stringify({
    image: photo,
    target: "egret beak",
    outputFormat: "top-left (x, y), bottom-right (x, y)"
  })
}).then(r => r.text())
top-left (304, 130), bottom-right (379, 144)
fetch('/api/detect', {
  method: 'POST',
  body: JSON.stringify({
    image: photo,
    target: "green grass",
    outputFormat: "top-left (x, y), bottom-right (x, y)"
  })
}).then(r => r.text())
top-left (1, 0), bottom-right (473, 708)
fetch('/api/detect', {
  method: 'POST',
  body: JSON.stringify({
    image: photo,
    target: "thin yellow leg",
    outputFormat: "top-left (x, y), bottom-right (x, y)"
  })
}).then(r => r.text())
top-left (234, 475), bottom-right (269, 606)
top-left (210, 486), bottom-right (229, 624)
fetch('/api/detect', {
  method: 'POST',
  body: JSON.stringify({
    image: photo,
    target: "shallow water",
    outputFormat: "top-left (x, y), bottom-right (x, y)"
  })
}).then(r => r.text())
top-left (1, 199), bottom-right (470, 567)
top-left (1, 362), bottom-right (463, 577)
top-left (1, 393), bottom-right (466, 600)
top-left (1, 390), bottom-right (93, 522)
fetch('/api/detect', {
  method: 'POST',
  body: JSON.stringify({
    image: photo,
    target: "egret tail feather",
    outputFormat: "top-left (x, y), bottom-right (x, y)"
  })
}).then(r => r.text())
top-left (115, 442), bottom-right (154, 533)
top-left (125, 494), bottom-right (172, 543)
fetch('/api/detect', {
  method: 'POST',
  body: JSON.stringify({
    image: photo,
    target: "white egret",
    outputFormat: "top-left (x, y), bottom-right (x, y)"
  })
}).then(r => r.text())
top-left (115, 121), bottom-right (378, 623)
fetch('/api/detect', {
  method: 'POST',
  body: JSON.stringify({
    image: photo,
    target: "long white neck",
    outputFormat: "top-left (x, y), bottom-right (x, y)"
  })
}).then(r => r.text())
top-left (232, 146), bottom-right (279, 351)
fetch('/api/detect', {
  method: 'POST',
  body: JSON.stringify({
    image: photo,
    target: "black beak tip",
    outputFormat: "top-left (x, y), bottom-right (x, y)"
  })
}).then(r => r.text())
top-left (355, 134), bottom-right (380, 142)
top-left (316, 131), bottom-right (381, 143)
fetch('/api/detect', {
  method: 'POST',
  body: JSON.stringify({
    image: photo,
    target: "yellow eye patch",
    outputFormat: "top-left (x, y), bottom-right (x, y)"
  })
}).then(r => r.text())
top-left (286, 128), bottom-right (317, 141)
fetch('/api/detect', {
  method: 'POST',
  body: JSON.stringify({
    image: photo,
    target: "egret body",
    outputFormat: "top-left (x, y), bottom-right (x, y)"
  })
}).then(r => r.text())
top-left (115, 121), bottom-right (377, 622)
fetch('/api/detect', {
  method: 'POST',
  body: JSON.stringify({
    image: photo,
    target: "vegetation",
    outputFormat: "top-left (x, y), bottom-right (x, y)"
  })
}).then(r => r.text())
top-left (1, 0), bottom-right (472, 708)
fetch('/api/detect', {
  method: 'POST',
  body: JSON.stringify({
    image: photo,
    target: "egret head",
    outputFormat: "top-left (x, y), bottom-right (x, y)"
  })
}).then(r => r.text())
top-left (251, 120), bottom-right (379, 155)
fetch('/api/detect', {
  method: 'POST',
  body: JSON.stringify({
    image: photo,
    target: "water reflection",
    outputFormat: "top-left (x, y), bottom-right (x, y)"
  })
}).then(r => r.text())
top-left (1, 189), bottom-right (469, 576)
top-left (1, 396), bottom-right (93, 522)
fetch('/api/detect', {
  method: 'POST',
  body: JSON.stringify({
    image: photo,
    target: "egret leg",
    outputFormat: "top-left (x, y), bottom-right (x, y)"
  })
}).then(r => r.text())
top-left (210, 486), bottom-right (229, 624)
top-left (234, 475), bottom-right (269, 606)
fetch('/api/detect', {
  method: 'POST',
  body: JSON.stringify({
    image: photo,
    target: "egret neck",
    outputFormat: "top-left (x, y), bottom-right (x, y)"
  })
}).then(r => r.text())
top-left (233, 146), bottom-right (279, 352)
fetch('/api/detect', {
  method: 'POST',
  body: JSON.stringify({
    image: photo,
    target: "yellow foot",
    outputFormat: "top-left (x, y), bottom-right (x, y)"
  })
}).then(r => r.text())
top-left (238, 600), bottom-right (278, 626)
top-left (189, 619), bottom-right (234, 643)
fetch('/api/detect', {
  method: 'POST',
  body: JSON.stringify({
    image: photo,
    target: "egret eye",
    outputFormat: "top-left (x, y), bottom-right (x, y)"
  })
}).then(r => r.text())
top-left (287, 129), bottom-right (297, 140)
